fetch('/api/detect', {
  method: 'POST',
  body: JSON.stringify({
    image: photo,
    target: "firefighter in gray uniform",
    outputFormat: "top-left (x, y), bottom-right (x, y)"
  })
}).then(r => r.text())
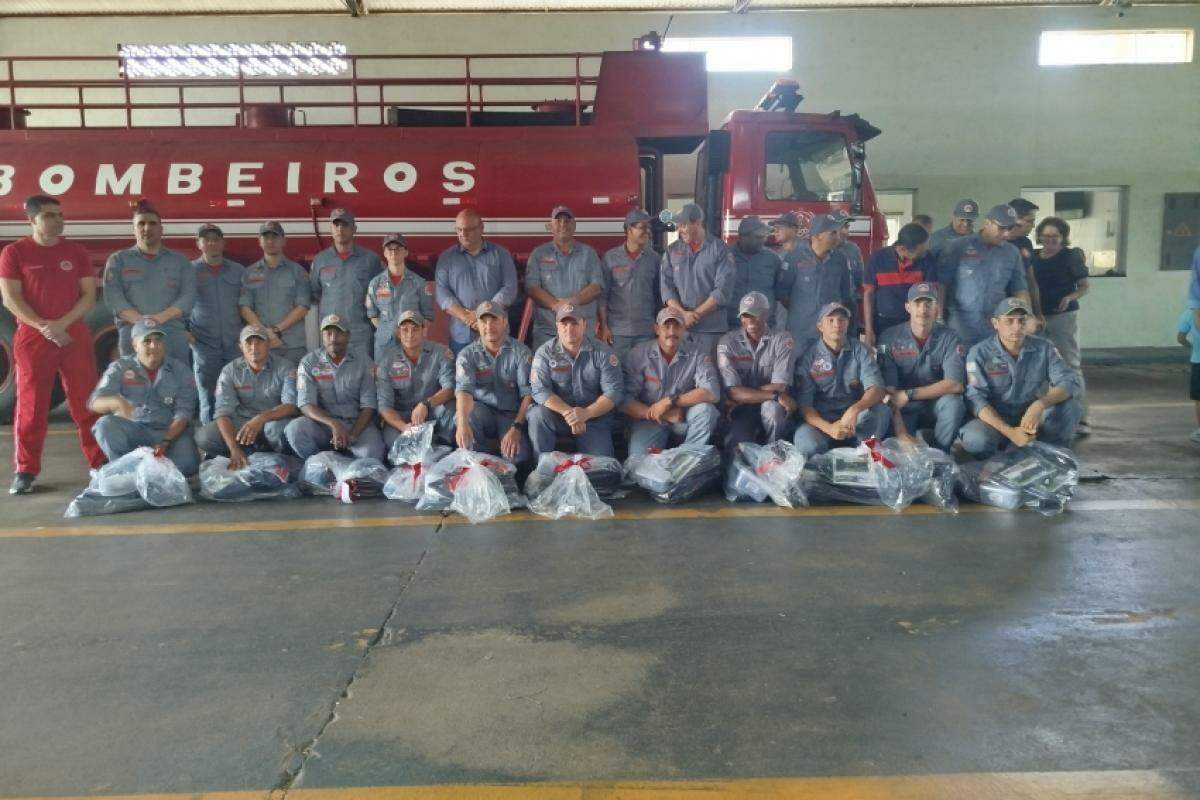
top-left (792, 302), bottom-right (890, 458)
top-left (728, 216), bottom-right (789, 329)
top-left (830, 209), bottom-right (865, 312)
top-left (528, 304), bottom-right (623, 458)
top-left (780, 213), bottom-right (857, 351)
top-left (927, 199), bottom-right (979, 259)
top-left (877, 282), bottom-right (966, 452)
top-left (189, 223), bottom-right (245, 424)
top-left (599, 208), bottom-right (659, 359)
top-left (239, 221), bottom-right (312, 366)
top-left (660, 203), bottom-right (736, 358)
top-left (285, 314), bottom-right (385, 461)
top-left (366, 232), bottom-right (434, 362)
top-left (435, 209), bottom-right (519, 355)
top-left (309, 208), bottom-right (383, 358)
top-left (89, 317), bottom-right (200, 476)
top-left (525, 206), bottom-right (606, 350)
top-left (622, 306), bottom-right (721, 456)
top-left (960, 297), bottom-right (1082, 458)
top-left (376, 310), bottom-right (456, 448)
top-left (104, 201), bottom-right (196, 361)
top-left (936, 204), bottom-right (1030, 347)
top-left (454, 301), bottom-right (534, 464)
top-left (718, 292), bottom-right (797, 451)
top-left (194, 325), bottom-right (298, 466)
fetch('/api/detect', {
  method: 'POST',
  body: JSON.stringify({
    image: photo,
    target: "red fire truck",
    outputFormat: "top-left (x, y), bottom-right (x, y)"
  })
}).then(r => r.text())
top-left (0, 43), bottom-right (885, 421)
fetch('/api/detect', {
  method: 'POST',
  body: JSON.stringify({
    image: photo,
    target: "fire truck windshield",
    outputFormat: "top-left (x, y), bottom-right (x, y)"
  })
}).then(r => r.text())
top-left (763, 130), bottom-right (852, 203)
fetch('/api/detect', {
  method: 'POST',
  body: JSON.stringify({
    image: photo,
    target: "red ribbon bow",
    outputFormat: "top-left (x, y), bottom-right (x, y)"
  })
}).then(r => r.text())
top-left (554, 455), bottom-right (593, 474)
top-left (863, 437), bottom-right (896, 469)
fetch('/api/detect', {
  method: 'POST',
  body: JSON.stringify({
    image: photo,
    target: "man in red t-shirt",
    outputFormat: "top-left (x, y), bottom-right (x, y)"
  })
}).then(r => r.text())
top-left (0, 195), bottom-right (106, 494)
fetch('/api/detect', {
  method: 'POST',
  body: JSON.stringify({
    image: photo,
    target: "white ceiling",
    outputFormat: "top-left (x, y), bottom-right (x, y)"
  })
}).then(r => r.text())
top-left (4, 0), bottom-right (1195, 15)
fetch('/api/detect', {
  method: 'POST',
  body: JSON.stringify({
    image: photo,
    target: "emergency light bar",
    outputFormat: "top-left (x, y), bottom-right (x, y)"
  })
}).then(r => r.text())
top-left (118, 42), bottom-right (349, 79)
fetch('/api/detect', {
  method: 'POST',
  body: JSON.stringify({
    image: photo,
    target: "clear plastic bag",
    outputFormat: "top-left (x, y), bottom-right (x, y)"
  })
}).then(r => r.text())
top-left (528, 464), bottom-right (614, 520)
top-left (65, 447), bottom-right (193, 517)
top-left (957, 441), bottom-right (1078, 516)
top-left (524, 452), bottom-right (625, 501)
top-left (301, 452), bottom-right (389, 500)
top-left (864, 438), bottom-right (936, 512)
top-left (447, 460), bottom-right (512, 524)
top-left (383, 446), bottom-right (450, 503)
top-left (724, 441), bottom-right (809, 508)
top-left (200, 452), bottom-right (303, 502)
top-left (386, 422), bottom-right (436, 467)
top-left (629, 445), bottom-right (722, 504)
top-left (415, 449), bottom-right (525, 512)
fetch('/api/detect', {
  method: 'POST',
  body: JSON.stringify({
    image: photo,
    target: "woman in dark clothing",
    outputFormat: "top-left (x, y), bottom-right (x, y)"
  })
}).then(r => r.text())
top-left (1032, 216), bottom-right (1090, 435)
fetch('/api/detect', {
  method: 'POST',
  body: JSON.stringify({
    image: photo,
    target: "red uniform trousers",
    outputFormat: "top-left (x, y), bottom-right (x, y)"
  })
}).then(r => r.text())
top-left (12, 321), bottom-right (106, 475)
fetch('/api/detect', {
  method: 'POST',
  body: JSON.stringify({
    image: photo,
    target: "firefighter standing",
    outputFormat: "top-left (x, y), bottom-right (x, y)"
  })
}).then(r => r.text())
top-left (660, 203), bottom-right (736, 359)
top-left (0, 195), bottom-right (106, 495)
top-left (780, 213), bottom-right (857, 352)
top-left (435, 209), bottom-right (519, 355)
top-left (103, 200), bottom-right (195, 362)
top-left (927, 199), bottom-right (979, 259)
top-left (598, 208), bottom-right (659, 359)
top-left (189, 224), bottom-right (244, 424)
top-left (728, 216), bottom-right (789, 329)
top-left (365, 233), bottom-right (434, 362)
top-left (239, 221), bottom-right (311, 366)
top-left (525, 206), bottom-right (606, 350)
top-left (309, 208), bottom-right (383, 359)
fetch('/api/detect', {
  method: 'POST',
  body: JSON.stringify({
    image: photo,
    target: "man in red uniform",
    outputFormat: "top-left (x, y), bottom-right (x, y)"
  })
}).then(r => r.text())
top-left (0, 195), bottom-right (106, 494)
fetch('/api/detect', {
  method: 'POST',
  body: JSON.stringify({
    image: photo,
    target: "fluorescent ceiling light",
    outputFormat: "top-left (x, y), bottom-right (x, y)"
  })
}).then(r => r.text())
top-left (118, 41), bottom-right (349, 79)
top-left (1039, 29), bottom-right (1194, 66)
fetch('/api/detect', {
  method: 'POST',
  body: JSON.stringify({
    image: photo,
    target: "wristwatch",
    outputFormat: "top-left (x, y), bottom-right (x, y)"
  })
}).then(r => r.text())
top-left (905, 388), bottom-right (915, 401)
top-left (271, 326), bottom-right (282, 336)
top-left (669, 394), bottom-right (680, 407)
top-left (511, 419), bottom-right (526, 431)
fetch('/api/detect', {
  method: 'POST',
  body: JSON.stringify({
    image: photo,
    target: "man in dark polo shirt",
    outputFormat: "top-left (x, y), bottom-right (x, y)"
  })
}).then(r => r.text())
top-left (862, 222), bottom-right (932, 347)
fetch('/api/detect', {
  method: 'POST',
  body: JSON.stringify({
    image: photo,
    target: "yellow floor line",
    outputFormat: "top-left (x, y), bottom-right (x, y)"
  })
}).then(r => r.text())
top-left (4, 769), bottom-right (1192, 800)
top-left (1, 497), bottom-right (1197, 541)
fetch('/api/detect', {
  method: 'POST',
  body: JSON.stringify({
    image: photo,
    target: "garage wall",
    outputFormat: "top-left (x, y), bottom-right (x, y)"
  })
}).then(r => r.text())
top-left (2, 5), bottom-right (1197, 347)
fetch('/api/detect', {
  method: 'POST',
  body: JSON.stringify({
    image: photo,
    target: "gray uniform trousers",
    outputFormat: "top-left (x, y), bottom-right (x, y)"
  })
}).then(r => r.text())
top-left (92, 415), bottom-right (200, 476)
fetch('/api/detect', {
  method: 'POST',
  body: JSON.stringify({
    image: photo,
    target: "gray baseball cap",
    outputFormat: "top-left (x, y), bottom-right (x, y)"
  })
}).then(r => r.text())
top-left (737, 216), bottom-right (769, 236)
top-left (239, 324), bottom-right (269, 343)
top-left (329, 208), bottom-right (355, 225)
top-left (953, 199), bottom-right (980, 220)
top-left (624, 208), bottom-right (652, 226)
top-left (197, 223), bottom-right (223, 238)
top-left (808, 213), bottom-right (841, 237)
top-left (555, 304), bottom-right (583, 323)
top-left (550, 205), bottom-right (575, 220)
top-left (131, 317), bottom-right (165, 341)
top-left (818, 301), bottom-right (851, 319)
top-left (737, 291), bottom-right (771, 319)
top-left (475, 301), bottom-right (506, 319)
top-left (986, 204), bottom-right (1020, 228)
top-left (396, 309), bottom-right (425, 327)
top-left (771, 211), bottom-right (801, 228)
top-left (656, 306), bottom-right (686, 326)
top-left (671, 203), bottom-right (704, 224)
top-left (907, 282), bottom-right (938, 302)
top-left (259, 220), bottom-right (285, 237)
top-left (320, 314), bottom-right (348, 332)
top-left (830, 209), bottom-right (852, 226)
top-left (993, 297), bottom-right (1031, 317)
top-left (382, 233), bottom-right (408, 248)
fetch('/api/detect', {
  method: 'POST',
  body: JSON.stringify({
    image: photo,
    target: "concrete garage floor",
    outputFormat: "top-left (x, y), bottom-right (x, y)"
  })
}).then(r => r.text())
top-left (0, 359), bottom-right (1198, 799)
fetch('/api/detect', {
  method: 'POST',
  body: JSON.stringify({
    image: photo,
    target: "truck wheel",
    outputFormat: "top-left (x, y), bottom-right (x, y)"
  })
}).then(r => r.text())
top-left (0, 314), bottom-right (15, 424)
